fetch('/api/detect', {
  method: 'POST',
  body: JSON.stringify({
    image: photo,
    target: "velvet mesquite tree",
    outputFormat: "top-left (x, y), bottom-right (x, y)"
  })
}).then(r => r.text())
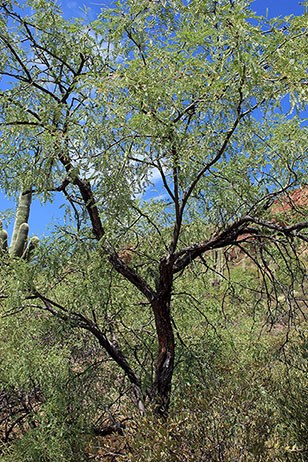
top-left (0, 0), bottom-right (307, 417)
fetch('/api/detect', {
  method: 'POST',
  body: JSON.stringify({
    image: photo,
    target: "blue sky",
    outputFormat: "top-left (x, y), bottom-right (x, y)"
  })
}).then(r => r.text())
top-left (0, 0), bottom-right (307, 238)
top-left (60, 1), bottom-right (306, 19)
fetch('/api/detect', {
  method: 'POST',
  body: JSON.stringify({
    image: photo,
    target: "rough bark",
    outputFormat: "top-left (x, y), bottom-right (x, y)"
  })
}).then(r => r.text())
top-left (150, 298), bottom-right (175, 417)
top-left (149, 257), bottom-right (175, 417)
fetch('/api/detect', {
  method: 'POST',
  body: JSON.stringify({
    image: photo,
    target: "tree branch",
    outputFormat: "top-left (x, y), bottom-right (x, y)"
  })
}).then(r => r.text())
top-left (33, 291), bottom-right (142, 390)
top-left (108, 251), bottom-right (156, 302)
top-left (173, 216), bottom-right (308, 273)
top-left (181, 97), bottom-right (264, 213)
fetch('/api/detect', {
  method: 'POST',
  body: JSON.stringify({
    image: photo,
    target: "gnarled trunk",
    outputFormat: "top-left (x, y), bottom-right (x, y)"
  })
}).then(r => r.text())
top-left (150, 298), bottom-right (175, 417)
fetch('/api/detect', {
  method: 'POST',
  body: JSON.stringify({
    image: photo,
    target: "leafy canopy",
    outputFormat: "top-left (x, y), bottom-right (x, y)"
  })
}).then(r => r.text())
top-left (0, 0), bottom-right (307, 248)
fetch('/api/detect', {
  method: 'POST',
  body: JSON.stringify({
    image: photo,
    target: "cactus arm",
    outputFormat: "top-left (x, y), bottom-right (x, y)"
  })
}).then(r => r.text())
top-left (10, 189), bottom-right (32, 256)
top-left (1, 188), bottom-right (38, 260)
top-left (11, 223), bottom-right (29, 257)
top-left (24, 235), bottom-right (39, 260)
top-left (0, 228), bottom-right (8, 252)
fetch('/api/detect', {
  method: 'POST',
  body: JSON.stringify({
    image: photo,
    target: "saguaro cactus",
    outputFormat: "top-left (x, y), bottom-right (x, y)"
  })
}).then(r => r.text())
top-left (10, 189), bottom-right (32, 257)
top-left (0, 189), bottom-right (39, 259)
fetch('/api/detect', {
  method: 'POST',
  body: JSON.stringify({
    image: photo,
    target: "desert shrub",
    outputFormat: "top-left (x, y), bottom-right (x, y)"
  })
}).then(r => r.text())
top-left (0, 311), bottom-right (90, 462)
top-left (122, 321), bottom-right (308, 462)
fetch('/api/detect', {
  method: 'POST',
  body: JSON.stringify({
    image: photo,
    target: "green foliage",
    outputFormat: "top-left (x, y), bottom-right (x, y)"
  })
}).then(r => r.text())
top-left (0, 313), bottom-right (81, 461)
top-left (1, 226), bottom-right (307, 460)
top-left (94, 320), bottom-right (308, 461)
top-left (0, 0), bottom-right (307, 459)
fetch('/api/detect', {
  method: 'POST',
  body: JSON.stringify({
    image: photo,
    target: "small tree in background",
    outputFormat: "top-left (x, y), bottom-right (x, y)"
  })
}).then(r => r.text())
top-left (0, 0), bottom-right (307, 422)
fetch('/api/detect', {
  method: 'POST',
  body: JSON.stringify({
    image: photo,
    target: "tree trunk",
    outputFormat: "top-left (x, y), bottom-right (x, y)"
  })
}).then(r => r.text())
top-left (150, 279), bottom-right (175, 417)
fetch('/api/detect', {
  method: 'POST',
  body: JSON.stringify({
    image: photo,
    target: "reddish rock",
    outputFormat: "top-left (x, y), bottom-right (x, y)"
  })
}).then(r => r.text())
top-left (227, 186), bottom-right (308, 262)
top-left (271, 185), bottom-right (308, 224)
